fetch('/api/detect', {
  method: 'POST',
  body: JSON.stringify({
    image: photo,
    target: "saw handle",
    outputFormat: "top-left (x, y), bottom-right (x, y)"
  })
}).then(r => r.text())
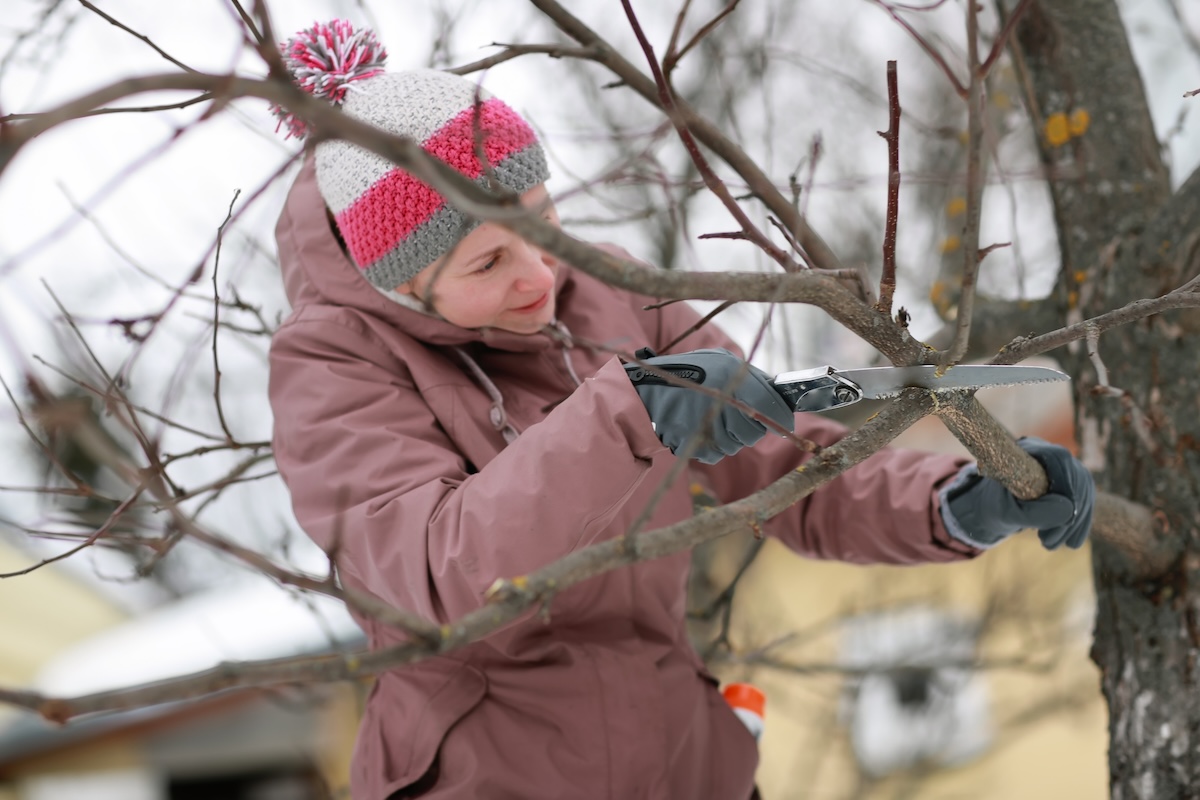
top-left (772, 366), bottom-right (864, 413)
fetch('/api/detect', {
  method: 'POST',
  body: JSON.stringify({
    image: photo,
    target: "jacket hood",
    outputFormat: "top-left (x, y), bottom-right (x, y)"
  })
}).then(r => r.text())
top-left (274, 157), bottom-right (571, 353)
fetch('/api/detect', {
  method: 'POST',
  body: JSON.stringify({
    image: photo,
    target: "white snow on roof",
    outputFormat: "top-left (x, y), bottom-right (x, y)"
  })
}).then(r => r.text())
top-left (35, 579), bottom-right (364, 698)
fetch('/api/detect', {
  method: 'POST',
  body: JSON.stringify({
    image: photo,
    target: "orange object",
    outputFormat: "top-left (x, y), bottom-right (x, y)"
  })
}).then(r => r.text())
top-left (722, 683), bottom-right (766, 719)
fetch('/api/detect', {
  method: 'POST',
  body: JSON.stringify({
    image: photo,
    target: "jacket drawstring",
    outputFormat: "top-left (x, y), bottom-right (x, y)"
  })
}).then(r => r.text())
top-left (453, 322), bottom-right (582, 446)
top-left (453, 347), bottom-right (521, 445)
top-left (553, 320), bottom-right (583, 388)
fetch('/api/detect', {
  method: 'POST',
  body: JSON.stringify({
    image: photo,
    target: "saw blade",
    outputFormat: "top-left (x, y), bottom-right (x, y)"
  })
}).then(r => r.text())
top-left (831, 364), bottom-right (1069, 399)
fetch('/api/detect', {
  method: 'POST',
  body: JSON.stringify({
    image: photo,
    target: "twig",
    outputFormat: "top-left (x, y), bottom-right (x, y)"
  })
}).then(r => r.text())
top-left (228, 0), bottom-right (264, 45)
top-left (696, 537), bottom-right (765, 660)
top-left (940, 0), bottom-right (985, 366)
top-left (661, 301), bottom-right (737, 352)
top-left (980, 0), bottom-right (1034, 77)
top-left (451, 44), bottom-right (600, 75)
top-left (664, 0), bottom-right (697, 78)
top-left (619, 0), bottom-right (801, 273)
top-left (0, 486), bottom-right (145, 579)
top-left (992, 281), bottom-right (1200, 364)
top-left (1084, 327), bottom-right (1158, 454)
top-left (526, 0), bottom-right (846, 272)
top-left (0, 93), bottom-right (214, 122)
top-left (30, 355), bottom-right (230, 442)
top-left (766, 216), bottom-right (812, 267)
top-left (876, 60), bottom-right (901, 316)
top-left (663, 0), bottom-right (742, 77)
top-left (21, 376), bottom-right (442, 645)
top-left (76, 0), bottom-right (198, 73)
top-left (789, 134), bottom-right (823, 218)
top-left (211, 191), bottom-right (240, 442)
top-left (866, 0), bottom-right (967, 97)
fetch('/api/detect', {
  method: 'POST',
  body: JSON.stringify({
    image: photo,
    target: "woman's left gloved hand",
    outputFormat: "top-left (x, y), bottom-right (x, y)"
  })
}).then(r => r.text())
top-left (940, 437), bottom-right (1095, 550)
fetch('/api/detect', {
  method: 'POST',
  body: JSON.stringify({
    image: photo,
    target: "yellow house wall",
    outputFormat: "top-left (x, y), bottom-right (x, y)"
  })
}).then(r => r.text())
top-left (720, 535), bottom-right (1106, 800)
top-left (0, 542), bottom-right (127, 688)
top-left (711, 374), bottom-right (1107, 799)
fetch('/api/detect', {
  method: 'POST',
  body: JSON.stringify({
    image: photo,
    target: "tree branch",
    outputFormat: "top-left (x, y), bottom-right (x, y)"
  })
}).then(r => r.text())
top-left (525, 0), bottom-right (846, 272)
top-left (935, 393), bottom-right (1177, 579)
top-left (3, 388), bottom-right (938, 722)
top-left (876, 60), bottom-right (901, 315)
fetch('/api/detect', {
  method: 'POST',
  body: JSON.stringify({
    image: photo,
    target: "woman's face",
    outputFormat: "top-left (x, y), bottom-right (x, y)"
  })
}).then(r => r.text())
top-left (397, 186), bottom-right (562, 334)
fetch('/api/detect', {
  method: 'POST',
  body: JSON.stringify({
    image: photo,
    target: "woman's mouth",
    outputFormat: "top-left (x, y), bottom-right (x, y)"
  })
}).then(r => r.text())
top-left (512, 293), bottom-right (550, 313)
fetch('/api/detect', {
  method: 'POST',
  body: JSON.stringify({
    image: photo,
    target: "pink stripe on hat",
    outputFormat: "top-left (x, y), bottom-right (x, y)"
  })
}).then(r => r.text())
top-left (336, 98), bottom-right (538, 270)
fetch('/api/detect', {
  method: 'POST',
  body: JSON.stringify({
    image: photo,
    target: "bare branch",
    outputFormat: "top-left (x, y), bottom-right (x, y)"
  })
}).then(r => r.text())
top-left (526, 0), bottom-right (846, 272)
top-left (866, 0), bottom-right (967, 97)
top-left (876, 60), bottom-right (901, 316)
top-left (993, 281), bottom-right (1200, 364)
top-left (980, 0), bottom-right (1034, 76)
top-left (939, 0), bottom-right (986, 365)
top-left (76, 0), bottom-right (198, 73)
top-left (619, 0), bottom-right (802, 273)
top-left (663, 0), bottom-right (742, 77)
top-left (210, 190), bottom-right (240, 443)
top-left (935, 393), bottom-right (1177, 579)
top-left (450, 43), bottom-right (601, 75)
top-left (3, 388), bottom-right (939, 722)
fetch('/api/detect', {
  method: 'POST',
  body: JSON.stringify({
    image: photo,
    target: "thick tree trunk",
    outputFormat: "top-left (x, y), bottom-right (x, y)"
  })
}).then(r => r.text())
top-left (1004, 0), bottom-right (1200, 796)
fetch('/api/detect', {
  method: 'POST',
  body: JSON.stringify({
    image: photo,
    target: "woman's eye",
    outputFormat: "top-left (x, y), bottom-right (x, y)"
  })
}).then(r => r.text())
top-left (477, 257), bottom-right (498, 274)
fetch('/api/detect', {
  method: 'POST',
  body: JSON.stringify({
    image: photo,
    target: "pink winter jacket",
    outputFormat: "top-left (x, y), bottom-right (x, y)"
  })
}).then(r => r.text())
top-left (269, 160), bottom-right (978, 800)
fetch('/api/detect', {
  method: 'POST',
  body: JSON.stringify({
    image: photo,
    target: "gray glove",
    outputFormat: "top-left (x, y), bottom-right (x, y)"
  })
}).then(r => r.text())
top-left (624, 348), bottom-right (795, 464)
top-left (941, 437), bottom-right (1095, 550)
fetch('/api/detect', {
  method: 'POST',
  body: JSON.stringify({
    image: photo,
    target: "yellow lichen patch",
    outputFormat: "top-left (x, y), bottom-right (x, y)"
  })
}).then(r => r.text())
top-left (946, 197), bottom-right (967, 218)
top-left (930, 280), bottom-right (945, 303)
top-left (1067, 290), bottom-right (1079, 308)
top-left (930, 280), bottom-right (953, 314)
top-left (689, 482), bottom-right (707, 496)
top-left (992, 91), bottom-right (1012, 111)
top-left (511, 576), bottom-right (529, 591)
top-left (1073, 270), bottom-right (1087, 284)
top-left (1044, 112), bottom-right (1070, 147)
top-left (1068, 108), bottom-right (1090, 137)
top-left (940, 235), bottom-right (962, 254)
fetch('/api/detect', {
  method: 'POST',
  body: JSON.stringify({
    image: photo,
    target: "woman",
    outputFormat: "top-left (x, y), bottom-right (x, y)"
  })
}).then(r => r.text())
top-left (267, 21), bottom-right (1093, 800)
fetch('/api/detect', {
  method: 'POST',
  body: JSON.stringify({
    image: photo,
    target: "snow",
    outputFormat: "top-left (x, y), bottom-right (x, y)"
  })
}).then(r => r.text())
top-left (34, 578), bottom-right (363, 698)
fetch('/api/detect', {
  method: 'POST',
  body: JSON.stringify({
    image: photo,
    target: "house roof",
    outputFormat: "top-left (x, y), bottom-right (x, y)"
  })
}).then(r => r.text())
top-left (0, 578), bottom-right (366, 766)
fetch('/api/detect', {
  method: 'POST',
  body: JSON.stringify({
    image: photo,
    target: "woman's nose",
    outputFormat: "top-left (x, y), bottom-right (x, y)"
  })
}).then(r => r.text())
top-left (512, 243), bottom-right (557, 290)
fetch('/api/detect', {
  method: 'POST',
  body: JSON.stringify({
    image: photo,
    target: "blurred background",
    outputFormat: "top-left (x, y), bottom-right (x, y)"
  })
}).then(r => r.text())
top-left (0, 0), bottom-right (1197, 797)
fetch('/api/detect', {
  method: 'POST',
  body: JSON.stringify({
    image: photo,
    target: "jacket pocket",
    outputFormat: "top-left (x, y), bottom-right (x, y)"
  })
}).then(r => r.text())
top-left (366, 658), bottom-right (488, 798)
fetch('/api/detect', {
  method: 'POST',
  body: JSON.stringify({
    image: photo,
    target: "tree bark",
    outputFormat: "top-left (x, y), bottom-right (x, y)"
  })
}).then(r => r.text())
top-left (1004, 0), bottom-right (1200, 794)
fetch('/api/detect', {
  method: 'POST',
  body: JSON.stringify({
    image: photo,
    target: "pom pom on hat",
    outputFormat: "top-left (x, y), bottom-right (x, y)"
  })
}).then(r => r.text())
top-left (273, 20), bottom-right (551, 293)
top-left (271, 19), bottom-right (388, 140)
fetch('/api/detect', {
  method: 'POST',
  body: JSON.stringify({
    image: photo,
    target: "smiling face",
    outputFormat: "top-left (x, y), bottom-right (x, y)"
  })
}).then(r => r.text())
top-left (396, 185), bottom-right (562, 334)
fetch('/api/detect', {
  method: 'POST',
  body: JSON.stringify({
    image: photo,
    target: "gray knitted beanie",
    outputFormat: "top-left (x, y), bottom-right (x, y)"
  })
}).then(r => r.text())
top-left (273, 20), bottom-right (551, 290)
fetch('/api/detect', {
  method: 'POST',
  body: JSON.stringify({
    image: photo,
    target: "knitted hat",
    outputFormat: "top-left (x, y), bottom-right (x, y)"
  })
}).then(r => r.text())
top-left (273, 20), bottom-right (551, 290)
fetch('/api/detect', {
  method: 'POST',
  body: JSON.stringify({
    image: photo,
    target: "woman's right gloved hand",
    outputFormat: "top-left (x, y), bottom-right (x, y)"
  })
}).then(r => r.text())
top-left (623, 348), bottom-right (795, 464)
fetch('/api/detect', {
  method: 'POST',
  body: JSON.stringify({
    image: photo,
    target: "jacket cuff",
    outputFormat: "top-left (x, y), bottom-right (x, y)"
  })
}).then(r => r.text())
top-left (935, 464), bottom-right (994, 553)
top-left (593, 357), bottom-right (670, 461)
